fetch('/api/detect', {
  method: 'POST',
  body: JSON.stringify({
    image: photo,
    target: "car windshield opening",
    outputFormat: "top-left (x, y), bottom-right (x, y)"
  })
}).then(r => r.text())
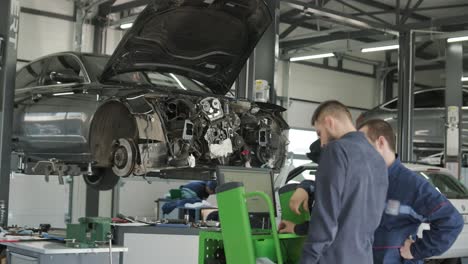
top-left (83, 55), bottom-right (212, 93)
top-left (144, 72), bottom-right (211, 93)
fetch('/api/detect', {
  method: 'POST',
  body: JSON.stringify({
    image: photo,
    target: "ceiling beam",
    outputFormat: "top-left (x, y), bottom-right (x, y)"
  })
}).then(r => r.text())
top-left (282, 30), bottom-right (468, 60)
top-left (351, 3), bottom-right (468, 17)
top-left (110, 0), bottom-right (149, 13)
top-left (280, 25), bottom-right (298, 39)
top-left (280, 29), bottom-right (383, 50)
top-left (280, 0), bottom-right (332, 19)
top-left (400, 0), bottom-right (424, 24)
top-left (402, 14), bottom-right (468, 30)
top-left (283, 0), bottom-right (399, 35)
top-left (280, 16), bottom-right (330, 31)
top-left (349, 0), bottom-right (430, 21)
top-left (333, 0), bottom-right (392, 26)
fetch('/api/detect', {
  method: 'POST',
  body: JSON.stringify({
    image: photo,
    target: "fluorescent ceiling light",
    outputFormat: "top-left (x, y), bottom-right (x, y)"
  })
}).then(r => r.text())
top-left (462, 77), bottom-right (468, 82)
top-left (53, 92), bottom-right (74, 96)
top-left (120, 23), bottom-right (133, 30)
top-left (447, 36), bottom-right (468, 43)
top-left (361, 45), bottom-right (399, 53)
top-left (290, 53), bottom-right (334, 62)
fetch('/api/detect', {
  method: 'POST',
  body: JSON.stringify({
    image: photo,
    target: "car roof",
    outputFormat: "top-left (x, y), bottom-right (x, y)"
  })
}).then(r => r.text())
top-left (18, 52), bottom-right (109, 70)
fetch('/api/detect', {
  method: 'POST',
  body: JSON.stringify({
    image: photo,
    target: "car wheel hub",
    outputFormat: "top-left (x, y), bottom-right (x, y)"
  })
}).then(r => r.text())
top-left (111, 138), bottom-right (136, 177)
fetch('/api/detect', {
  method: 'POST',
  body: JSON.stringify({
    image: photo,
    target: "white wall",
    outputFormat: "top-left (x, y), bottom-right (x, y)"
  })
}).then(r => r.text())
top-left (18, 13), bottom-right (75, 60)
top-left (285, 62), bottom-right (378, 109)
top-left (16, 0), bottom-right (123, 62)
top-left (287, 100), bottom-right (366, 129)
top-left (9, 173), bottom-right (71, 228)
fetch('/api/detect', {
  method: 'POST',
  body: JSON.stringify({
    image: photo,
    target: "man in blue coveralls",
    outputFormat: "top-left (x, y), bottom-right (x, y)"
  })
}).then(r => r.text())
top-left (283, 100), bottom-right (389, 264)
top-left (359, 119), bottom-right (463, 263)
top-left (283, 119), bottom-right (464, 263)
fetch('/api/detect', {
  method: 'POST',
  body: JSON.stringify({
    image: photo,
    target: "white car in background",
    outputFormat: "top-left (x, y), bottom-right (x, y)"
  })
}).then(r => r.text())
top-left (280, 163), bottom-right (468, 264)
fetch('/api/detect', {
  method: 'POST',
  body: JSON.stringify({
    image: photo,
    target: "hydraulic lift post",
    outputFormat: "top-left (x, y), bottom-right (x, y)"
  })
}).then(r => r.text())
top-left (445, 42), bottom-right (463, 179)
top-left (0, 0), bottom-right (19, 227)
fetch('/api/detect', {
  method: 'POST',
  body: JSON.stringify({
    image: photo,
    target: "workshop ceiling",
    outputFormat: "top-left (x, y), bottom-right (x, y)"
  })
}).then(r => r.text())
top-left (106, 0), bottom-right (468, 61)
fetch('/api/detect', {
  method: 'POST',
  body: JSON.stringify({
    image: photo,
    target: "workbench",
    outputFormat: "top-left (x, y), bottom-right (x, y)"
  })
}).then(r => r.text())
top-left (1, 241), bottom-right (127, 264)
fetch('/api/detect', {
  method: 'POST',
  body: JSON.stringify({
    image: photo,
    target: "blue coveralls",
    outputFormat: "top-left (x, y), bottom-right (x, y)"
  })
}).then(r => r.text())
top-left (373, 158), bottom-right (464, 264)
top-left (300, 131), bottom-right (389, 264)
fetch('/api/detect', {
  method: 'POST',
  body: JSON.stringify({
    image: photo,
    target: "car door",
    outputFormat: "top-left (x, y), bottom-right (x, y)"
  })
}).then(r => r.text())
top-left (13, 57), bottom-right (49, 152)
top-left (21, 54), bottom-right (99, 159)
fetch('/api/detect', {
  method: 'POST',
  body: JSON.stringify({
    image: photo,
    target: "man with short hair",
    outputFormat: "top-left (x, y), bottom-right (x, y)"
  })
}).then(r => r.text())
top-left (288, 100), bottom-right (389, 264)
top-left (358, 119), bottom-right (463, 264)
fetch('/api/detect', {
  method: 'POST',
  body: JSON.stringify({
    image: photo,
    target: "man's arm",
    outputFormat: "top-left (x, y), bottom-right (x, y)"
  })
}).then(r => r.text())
top-left (402, 181), bottom-right (464, 260)
top-left (290, 180), bottom-right (315, 215)
top-left (410, 199), bottom-right (464, 260)
top-left (300, 144), bottom-right (347, 264)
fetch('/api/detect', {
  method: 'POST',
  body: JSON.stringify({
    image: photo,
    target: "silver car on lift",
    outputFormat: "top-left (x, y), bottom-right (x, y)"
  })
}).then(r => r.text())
top-left (11, 0), bottom-right (289, 190)
top-left (357, 88), bottom-right (468, 159)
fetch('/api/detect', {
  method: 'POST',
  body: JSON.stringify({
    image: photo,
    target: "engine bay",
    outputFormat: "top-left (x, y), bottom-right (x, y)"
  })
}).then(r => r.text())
top-left (122, 94), bottom-right (288, 176)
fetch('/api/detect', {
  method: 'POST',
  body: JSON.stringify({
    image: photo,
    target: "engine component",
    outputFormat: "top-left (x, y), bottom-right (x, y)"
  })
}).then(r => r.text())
top-left (134, 142), bottom-right (168, 175)
top-left (208, 138), bottom-right (233, 159)
top-left (183, 120), bottom-right (194, 140)
top-left (230, 100), bottom-right (251, 113)
top-left (200, 97), bottom-right (224, 121)
top-left (258, 128), bottom-right (269, 147)
top-left (111, 138), bottom-right (137, 177)
top-left (135, 114), bottom-right (165, 142)
top-left (205, 127), bottom-right (228, 145)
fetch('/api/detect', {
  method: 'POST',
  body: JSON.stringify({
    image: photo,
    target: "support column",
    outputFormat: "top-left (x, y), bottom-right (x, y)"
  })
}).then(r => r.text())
top-left (247, 53), bottom-right (256, 101)
top-left (235, 62), bottom-right (248, 99)
top-left (397, 31), bottom-right (415, 162)
top-left (445, 42), bottom-right (463, 178)
top-left (254, 0), bottom-right (279, 103)
top-left (74, 1), bottom-right (85, 52)
top-left (93, 23), bottom-right (105, 54)
top-left (0, 0), bottom-right (19, 227)
top-left (281, 61), bottom-right (291, 121)
top-left (85, 187), bottom-right (99, 217)
top-left (384, 51), bottom-right (395, 102)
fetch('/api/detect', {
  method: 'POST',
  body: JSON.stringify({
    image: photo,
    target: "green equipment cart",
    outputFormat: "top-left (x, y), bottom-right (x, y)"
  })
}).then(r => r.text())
top-left (199, 182), bottom-right (309, 264)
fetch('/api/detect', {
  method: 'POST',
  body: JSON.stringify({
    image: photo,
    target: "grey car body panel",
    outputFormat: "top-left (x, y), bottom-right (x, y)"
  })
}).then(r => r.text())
top-left (361, 88), bottom-right (468, 154)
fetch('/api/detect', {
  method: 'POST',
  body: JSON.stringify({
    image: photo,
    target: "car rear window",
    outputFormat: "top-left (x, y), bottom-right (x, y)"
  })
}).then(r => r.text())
top-left (418, 171), bottom-right (468, 199)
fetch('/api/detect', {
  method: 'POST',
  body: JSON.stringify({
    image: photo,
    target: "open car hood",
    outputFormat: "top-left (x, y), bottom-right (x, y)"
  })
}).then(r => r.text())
top-left (101, 0), bottom-right (272, 95)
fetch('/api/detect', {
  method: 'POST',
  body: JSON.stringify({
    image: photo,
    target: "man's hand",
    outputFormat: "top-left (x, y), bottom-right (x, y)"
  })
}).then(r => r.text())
top-left (289, 188), bottom-right (309, 215)
top-left (400, 238), bottom-right (415, 260)
top-left (278, 220), bottom-right (296, 234)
